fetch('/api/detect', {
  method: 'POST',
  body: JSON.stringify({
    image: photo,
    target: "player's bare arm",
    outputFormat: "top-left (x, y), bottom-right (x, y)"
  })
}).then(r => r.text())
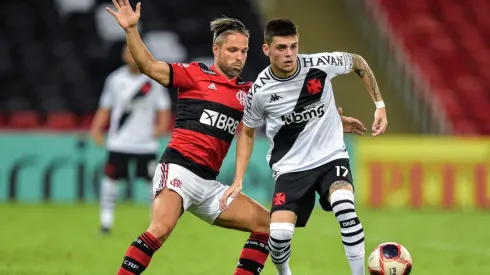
top-left (350, 54), bottom-right (388, 136)
top-left (107, 0), bottom-right (171, 87)
top-left (351, 54), bottom-right (382, 102)
top-left (219, 124), bottom-right (257, 211)
top-left (90, 108), bottom-right (110, 146)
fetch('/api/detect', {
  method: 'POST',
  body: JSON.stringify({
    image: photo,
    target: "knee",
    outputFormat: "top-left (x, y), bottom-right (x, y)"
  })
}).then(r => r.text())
top-left (328, 180), bottom-right (354, 201)
top-left (330, 189), bottom-right (356, 212)
top-left (255, 214), bottom-right (271, 234)
top-left (330, 189), bottom-right (355, 205)
top-left (247, 207), bottom-right (271, 234)
top-left (270, 222), bottom-right (295, 240)
top-left (147, 221), bottom-right (174, 243)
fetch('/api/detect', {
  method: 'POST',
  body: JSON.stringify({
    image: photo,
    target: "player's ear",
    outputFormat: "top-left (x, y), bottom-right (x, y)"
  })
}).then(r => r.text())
top-left (212, 43), bottom-right (219, 58)
top-left (262, 43), bottom-right (269, 57)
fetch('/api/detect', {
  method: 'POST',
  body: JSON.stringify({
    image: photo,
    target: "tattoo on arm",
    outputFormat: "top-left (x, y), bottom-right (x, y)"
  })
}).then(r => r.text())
top-left (352, 54), bottom-right (382, 101)
top-left (353, 56), bottom-right (365, 78)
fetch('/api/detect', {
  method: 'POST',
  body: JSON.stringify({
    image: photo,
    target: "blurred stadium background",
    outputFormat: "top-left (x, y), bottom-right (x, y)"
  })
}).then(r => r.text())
top-left (1, 0), bottom-right (489, 274)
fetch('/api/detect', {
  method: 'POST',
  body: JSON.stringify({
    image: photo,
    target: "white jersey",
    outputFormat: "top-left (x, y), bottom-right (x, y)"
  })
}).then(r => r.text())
top-left (99, 66), bottom-right (171, 154)
top-left (243, 52), bottom-right (354, 179)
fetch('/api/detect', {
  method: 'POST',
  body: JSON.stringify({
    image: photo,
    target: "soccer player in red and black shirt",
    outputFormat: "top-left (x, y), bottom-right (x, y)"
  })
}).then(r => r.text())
top-left (107, 1), bottom-right (367, 274)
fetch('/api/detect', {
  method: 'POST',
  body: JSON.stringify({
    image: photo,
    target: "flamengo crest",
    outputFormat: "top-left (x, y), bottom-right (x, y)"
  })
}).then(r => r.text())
top-left (236, 90), bottom-right (247, 106)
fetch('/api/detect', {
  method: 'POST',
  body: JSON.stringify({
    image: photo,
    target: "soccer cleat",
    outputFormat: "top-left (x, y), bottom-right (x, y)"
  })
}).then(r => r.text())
top-left (100, 226), bottom-right (111, 235)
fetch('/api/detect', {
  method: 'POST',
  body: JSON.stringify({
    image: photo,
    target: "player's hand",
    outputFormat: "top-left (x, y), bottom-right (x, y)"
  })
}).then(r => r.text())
top-left (219, 182), bottom-right (242, 211)
top-left (372, 107), bottom-right (388, 137)
top-left (91, 131), bottom-right (105, 146)
top-left (106, 0), bottom-right (141, 30)
top-left (338, 107), bottom-right (367, 136)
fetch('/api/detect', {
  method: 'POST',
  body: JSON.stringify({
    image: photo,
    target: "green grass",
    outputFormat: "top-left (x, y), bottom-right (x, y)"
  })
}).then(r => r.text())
top-left (0, 203), bottom-right (489, 275)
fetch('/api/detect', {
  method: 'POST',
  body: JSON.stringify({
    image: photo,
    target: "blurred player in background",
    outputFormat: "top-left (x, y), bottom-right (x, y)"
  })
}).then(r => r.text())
top-left (222, 19), bottom-right (387, 275)
top-left (107, 1), bottom-right (366, 274)
top-left (90, 44), bottom-right (172, 234)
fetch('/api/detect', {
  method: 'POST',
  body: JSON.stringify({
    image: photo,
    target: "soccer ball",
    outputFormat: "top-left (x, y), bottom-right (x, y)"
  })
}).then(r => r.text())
top-left (367, 242), bottom-right (412, 275)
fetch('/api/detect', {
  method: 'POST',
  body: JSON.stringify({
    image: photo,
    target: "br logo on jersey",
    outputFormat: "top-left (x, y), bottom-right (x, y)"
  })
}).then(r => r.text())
top-left (199, 109), bottom-right (240, 135)
top-left (236, 90), bottom-right (247, 106)
top-left (280, 103), bottom-right (326, 125)
top-left (306, 78), bottom-right (323, 95)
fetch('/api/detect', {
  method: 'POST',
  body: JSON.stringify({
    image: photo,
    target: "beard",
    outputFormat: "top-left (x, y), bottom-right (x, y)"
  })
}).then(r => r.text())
top-left (217, 61), bottom-right (243, 78)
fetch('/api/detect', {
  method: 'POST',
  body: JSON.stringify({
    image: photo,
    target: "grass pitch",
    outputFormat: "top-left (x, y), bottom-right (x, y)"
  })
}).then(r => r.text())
top-left (0, 203), bottom-right (489, 274)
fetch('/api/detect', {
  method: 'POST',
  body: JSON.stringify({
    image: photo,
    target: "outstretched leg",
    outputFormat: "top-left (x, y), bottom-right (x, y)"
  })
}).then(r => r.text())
top-left (213, 193), bottom-right (271, 275)
top-left (118, 188), bottom-right (183, 274)
top-left (215, 194), bottom-right (296, 275)
top-left (268, 211), bottom-right (295, 275)
top-left (118, 162), bottom-right (187, 275)
top-left (327, 181), bottom-right (365, 275)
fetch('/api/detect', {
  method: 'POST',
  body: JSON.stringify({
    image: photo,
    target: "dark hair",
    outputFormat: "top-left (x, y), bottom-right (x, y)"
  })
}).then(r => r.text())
top-left (264, 18), bottom-right (298, 45)
top-left (210, 17), bottom-right (250, 45)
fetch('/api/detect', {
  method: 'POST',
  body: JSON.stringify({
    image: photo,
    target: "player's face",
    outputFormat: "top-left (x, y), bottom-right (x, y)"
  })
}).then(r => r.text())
top-left (263, 35), bottom-right (299, 75)
top-left (214, 33), bottom-right (249, 79)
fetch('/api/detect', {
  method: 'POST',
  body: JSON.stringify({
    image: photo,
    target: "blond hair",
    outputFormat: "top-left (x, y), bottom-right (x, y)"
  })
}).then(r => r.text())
top-left (210, 17), bottom-right (250, 45)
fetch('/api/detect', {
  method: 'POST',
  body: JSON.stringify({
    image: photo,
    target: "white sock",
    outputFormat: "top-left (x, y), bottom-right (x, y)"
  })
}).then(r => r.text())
top-left (269, 222), bottom-right (294, 275)
top-left (330, 190), bottom-right (365, 275)
top-left (100, 177), bottom-right (117, 229)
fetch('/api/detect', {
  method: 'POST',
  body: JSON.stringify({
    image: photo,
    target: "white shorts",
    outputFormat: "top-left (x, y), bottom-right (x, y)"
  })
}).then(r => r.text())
top-left (152, 163), bottom-right (234, 224)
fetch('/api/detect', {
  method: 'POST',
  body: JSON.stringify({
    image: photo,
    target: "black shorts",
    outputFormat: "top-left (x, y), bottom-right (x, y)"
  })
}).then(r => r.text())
top-left (104, 151), bottom-right (157, 181)
top-left (270, 158), bottom-right (354, 227)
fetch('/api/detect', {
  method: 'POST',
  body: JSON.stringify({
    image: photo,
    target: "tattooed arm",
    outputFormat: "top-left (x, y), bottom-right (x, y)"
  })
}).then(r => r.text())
top-left (350, 54), bottom-right (388, 136)
top-left (351, 54), bottom-right (383, 103)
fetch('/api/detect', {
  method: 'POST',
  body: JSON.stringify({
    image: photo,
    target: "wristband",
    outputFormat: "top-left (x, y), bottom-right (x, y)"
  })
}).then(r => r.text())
top-left (375, 101), bottom-right (385, 109)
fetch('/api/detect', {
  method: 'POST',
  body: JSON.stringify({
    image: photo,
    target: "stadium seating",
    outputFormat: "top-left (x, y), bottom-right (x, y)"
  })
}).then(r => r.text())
top-left (374, 0), bottom-right (490, 135)
top-left (0, 0), bottom-right (267, 130)
top-left (8, 111), bottom-right (40, 129)
top-left (45, 112), bottom-right (78, 130)
top-left (0, 113), bottom-right (5, 128)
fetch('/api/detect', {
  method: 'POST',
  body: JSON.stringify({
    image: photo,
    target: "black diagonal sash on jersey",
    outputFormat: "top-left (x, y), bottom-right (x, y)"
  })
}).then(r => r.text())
top-left (117, 81), bottom-right (152, 131)
top-left (269, 68), bottom-right (327, 167)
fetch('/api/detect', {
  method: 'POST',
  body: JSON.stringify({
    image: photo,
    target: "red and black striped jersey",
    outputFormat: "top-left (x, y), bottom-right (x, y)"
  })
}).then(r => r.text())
top-left (160, 62), bottom-right (251, 180)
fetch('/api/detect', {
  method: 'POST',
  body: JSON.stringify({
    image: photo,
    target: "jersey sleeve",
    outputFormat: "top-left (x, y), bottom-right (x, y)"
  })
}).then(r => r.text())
top-left (168, 62), bottom-right (200, 89)
top-left (153, 82), bottom-right (172, 110)
top-left (99, 77), bottom-right (113, 108)
top-left (317, 51), bottom-right (354, 77)
top-left (242, 87), bottom-right (265, 128)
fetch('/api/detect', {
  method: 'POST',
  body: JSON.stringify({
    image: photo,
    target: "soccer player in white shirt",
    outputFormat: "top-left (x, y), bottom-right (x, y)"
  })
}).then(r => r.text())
top-left (91, 44), bottom-right (172, 234)
top-left (221, 19), bottom-right (388, 275)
